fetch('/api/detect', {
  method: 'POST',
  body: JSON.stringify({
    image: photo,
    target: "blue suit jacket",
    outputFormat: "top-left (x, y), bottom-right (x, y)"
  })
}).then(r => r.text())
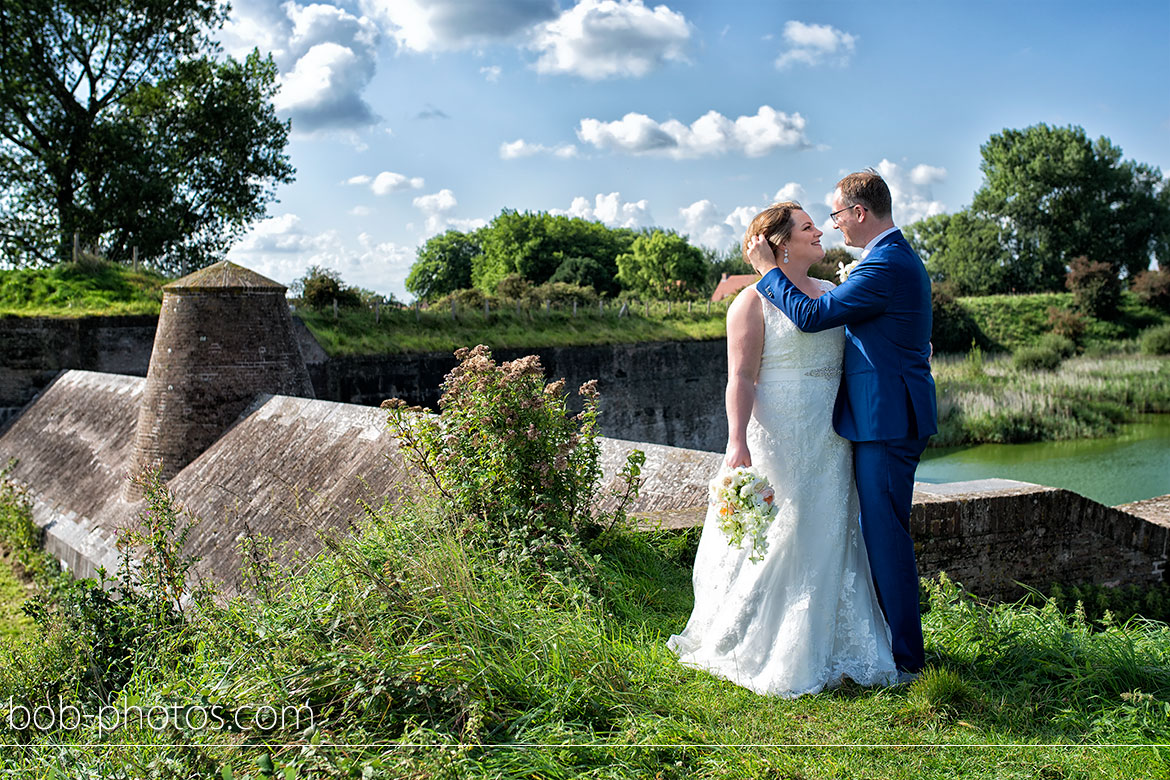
top-left (756, 230), bottom-right (937, 442)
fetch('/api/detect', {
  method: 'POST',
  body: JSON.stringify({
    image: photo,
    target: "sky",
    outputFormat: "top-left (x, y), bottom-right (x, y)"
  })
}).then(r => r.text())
top-left (218, 0), bottom-right (1170, 301)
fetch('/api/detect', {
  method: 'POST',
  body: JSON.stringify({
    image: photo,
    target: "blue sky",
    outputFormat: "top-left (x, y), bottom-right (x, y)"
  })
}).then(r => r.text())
top-left (219, 0), bottom-right (1170, 301)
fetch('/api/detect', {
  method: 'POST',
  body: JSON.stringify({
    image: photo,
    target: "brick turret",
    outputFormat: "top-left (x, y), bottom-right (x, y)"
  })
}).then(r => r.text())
top-left (127, 261), bottom-right (314, 488)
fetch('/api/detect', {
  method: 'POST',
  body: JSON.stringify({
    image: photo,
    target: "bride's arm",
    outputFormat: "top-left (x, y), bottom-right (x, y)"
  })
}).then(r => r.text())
top-left (725, 289), bottom-right (764, 468)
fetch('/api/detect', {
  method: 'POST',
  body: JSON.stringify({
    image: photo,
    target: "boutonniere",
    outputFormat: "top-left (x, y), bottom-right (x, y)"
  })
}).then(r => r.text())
top-left (836, 258), bottom-right (861, 283)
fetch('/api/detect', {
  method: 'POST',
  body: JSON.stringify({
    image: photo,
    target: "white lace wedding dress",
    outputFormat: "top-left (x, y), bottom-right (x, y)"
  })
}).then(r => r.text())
top-left (667, 281), bottom-right (898, 697)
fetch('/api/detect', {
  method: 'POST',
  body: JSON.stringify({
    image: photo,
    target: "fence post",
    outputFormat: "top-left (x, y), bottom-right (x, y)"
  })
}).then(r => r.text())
top-left (73, 232), bottom-right (79, 263)
top-left (333, 298), bottom-right (338, 319)
top-left (599, 300), bottom-right (604, 315)
top-left (375, 301), bottom-right (380, 323)
top-left (644, 301), bottom-right (649, 317)
top-left (414, 301), bottom-right (420, 321)
top-left (667, 300), bottom-right (672, 315)
top-left (484, 300), bottom-right (490, 318)
top-left (707, 300), bottom-right (711, 315)
top-left (619, 302), bottom-right (628, 318)
top-left (572, 300), bottom-right (577, 317)
top-left (132, 246), bottom-right (138, 271)
top-left (451, 299), bottom-right (457, 321)
top-left (688, 300), bottom-right (692, 314)
top-left (544, 299), bottom-right (550, 314)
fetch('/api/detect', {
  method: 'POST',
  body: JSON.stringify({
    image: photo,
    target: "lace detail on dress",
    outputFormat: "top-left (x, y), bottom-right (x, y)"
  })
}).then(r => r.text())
top-left (666, 276), bottom-right (897, 697)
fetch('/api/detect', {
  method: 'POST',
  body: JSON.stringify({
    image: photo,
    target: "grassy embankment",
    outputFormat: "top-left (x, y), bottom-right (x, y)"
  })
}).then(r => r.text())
top-left (0, 471), bottom-right (1168, 778)
top-left (0, 262), bottom-right (166, 316)
top-left (4, 262), bottom-right (1170, 445)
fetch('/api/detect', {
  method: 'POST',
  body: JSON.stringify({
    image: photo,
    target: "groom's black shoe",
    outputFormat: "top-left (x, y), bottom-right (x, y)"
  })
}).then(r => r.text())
top-left (896, 670), bottom-right (920, 685)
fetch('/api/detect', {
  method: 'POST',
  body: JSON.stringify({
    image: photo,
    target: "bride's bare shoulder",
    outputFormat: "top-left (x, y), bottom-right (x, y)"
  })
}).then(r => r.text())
top-left (727, 283), bottom-right (762, 317)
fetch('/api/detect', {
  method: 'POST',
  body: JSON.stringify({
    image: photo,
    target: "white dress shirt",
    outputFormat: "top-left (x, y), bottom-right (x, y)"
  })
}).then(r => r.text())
top-left (861, 226), bottom-right (900, 259)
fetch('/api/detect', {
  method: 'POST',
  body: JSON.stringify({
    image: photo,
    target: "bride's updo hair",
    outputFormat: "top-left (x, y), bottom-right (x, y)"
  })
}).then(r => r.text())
top-left (742, 201), bottom-right (801, 260)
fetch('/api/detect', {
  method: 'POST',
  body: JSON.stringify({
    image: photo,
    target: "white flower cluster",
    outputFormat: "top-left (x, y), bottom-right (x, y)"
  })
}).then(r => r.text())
top-left (709, 467), bottom-right (779, 563)
top-left (836, 258), bottom-right (861, 283)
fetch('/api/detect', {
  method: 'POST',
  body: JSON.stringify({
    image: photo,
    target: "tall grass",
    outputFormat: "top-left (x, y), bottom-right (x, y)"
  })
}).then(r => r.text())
top-left (1, 479), bottom-right (1168, 778)
top-left (932, 350), bottom-right (1170, 445)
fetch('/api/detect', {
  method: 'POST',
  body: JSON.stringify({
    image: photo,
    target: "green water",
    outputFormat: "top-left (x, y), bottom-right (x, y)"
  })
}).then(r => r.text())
top-left (917, 414), bottom-right (1170, 507)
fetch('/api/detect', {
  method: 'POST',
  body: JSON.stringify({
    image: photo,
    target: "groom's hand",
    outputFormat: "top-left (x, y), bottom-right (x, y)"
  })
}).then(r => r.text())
top-left (745, 234), bottom-right (779, 276)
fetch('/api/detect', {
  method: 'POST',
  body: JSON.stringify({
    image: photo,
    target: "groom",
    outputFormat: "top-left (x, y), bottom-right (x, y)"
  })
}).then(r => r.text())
top-left (746, 170), bottom-right (936, 676)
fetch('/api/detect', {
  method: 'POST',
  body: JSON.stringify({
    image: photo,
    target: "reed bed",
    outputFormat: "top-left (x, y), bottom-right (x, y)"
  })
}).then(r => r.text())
top-left (931, 350), bottom-right (1170, 445)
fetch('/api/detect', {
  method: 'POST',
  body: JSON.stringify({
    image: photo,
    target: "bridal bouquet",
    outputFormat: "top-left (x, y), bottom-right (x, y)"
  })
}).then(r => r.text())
top-left (710, 467), bottom-right (779, 562)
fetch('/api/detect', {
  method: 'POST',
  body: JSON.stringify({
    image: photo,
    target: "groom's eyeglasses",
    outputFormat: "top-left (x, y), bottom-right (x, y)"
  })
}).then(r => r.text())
top-left (829, 204), bottom-right (866, 225)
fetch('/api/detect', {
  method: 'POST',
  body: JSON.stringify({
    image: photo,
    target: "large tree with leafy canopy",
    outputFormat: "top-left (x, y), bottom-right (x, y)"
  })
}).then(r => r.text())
top-left (0, 0), bottom-right (294, 272)
top-left (971, 124), bottom-right (1168, 285)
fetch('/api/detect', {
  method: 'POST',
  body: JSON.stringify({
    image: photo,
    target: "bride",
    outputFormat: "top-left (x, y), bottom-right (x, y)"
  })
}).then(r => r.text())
top-left (667, 202), bottom-right (898, 697)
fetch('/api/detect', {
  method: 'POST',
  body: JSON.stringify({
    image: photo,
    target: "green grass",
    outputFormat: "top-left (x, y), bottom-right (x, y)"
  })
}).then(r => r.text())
top-left (932, 350), bottom-right (1170, 445)
top-left (0, 555), bottom-right (33, 643)
top-left (1, 477), bottom-right (1168, 778)
top-left (0, 261), bottom-right (167, 316)
top-left (296, 298), bottom-right (733, 355)
top-left (957, 291), bottom-right (1168, 353)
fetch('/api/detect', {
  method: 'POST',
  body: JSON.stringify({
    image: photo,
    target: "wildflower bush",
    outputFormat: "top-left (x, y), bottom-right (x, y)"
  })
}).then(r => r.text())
top-left (1067, 255), bottom-right (1121, 319)
top-left (383, 344), bottom-right (644, 588)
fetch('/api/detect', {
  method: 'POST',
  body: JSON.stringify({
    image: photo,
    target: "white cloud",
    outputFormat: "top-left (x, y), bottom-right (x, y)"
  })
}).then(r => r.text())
top-left (345, 175), bottom-right (372, 186)
top-left (529, 0), bottom-right (692, 79)
top-left (773, 182), bottom-right (806, 204)
top-left (499, 139), bottom-right (579, 159)
top-left (578, 105), bottom-right (809, 158)
top-left (224, 0), bottom-right (381, 133)
top-left (411, 188), bottom-right (486, 234)
top-left (228, 212), bottom-right (419, 300)
top-left (371, 171), bottom-right (425, 194)
top-left (368, 0), bottom-right (558, 52)
top-left (775, 21), bottom-right (857, 69)
top-left (480, 65), bottom-right (502, 82)
top-left (554, 192), bottom-right (652, 228)
top-left (350, 206), bottom-right (373, 216)
top-left (872, 159), bottom-right (949, 224)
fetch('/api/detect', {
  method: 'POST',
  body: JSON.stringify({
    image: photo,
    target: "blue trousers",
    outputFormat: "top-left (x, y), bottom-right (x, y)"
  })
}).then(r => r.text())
top-left (853, 436), bottom-right (930, 673)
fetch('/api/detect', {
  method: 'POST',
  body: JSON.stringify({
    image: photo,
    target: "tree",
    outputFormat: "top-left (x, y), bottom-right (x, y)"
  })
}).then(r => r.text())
top-left (905, 211), bottom-right (1015, 295)
top-left (972, 124), bottom-right (1169, 286)
top-left (616, 230), bottom-right (707, 299)
top-left (405, 229), bottom-right (479, 301)
top-left (473, 210), bottom-right (633, 295)
top-left (0, 0), bottom-right (294, 272)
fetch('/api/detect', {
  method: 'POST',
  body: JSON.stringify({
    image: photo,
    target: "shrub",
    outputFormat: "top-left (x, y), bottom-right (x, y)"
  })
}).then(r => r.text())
top-left (433, 287), bottom-right (491, 310)
top-left (1131, 269), bottom-right (1170, 313)
top-left (495, 273), bottom-right (532, 301)
top-left (1141, 323), bottom-right (1170, 355)
top-left (930, 286), bottom-right (983, 353)
top-left (525, 281), bottom-right (598, 307)
top-left (1037, 332), bottom-right (1076, 358)
top-left (1012, 345), bottom-right (1062, 371)
top-left (382, 346), bottom-right (644, 588)
top-left (295, 265), bottom-right (363, 309)
top-left (1046, 306), bottom-right (1088, 343)
top-left (1066, 255), bottom-right (1120, 319)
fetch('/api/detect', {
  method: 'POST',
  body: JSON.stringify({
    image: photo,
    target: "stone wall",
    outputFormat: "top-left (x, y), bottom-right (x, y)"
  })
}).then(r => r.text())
top-left (308, 340), bottom-right (729, 452)
top-left (0, 315), bottom-right (156, 428)
top-left (0, 315), bottom-right (731, 450)
top-left (0, 370), bottom-right (1165, 601)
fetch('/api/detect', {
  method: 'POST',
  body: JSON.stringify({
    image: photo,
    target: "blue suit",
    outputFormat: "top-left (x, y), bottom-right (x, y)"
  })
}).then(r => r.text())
top-left (756, 229), bottom-right (936, 671)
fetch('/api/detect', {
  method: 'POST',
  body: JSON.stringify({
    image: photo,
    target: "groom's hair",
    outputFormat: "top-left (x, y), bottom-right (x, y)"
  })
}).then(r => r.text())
top-left (743, 201), bottom-right (802, 259)
top-left (837, 170), bottom-right (892, 219)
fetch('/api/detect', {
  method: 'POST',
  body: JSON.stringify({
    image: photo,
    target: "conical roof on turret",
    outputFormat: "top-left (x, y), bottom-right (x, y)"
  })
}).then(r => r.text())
top-left (164, 261), bottom-right (286, 292)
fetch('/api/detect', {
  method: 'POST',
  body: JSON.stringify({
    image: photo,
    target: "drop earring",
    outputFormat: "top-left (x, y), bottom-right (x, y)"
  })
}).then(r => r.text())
top-left (782, 246), bottom-right (789, 264)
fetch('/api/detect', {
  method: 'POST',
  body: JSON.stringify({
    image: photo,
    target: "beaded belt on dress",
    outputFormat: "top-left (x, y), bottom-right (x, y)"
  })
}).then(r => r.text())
top-left (756, 365), bottom-right (843, 382)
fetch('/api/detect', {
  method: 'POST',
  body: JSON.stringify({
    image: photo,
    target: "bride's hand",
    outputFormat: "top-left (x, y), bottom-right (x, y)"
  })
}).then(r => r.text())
top-left (725, 443), bottom-right (751, 468)
top-left (744, 234), bottom-right (778, 276)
